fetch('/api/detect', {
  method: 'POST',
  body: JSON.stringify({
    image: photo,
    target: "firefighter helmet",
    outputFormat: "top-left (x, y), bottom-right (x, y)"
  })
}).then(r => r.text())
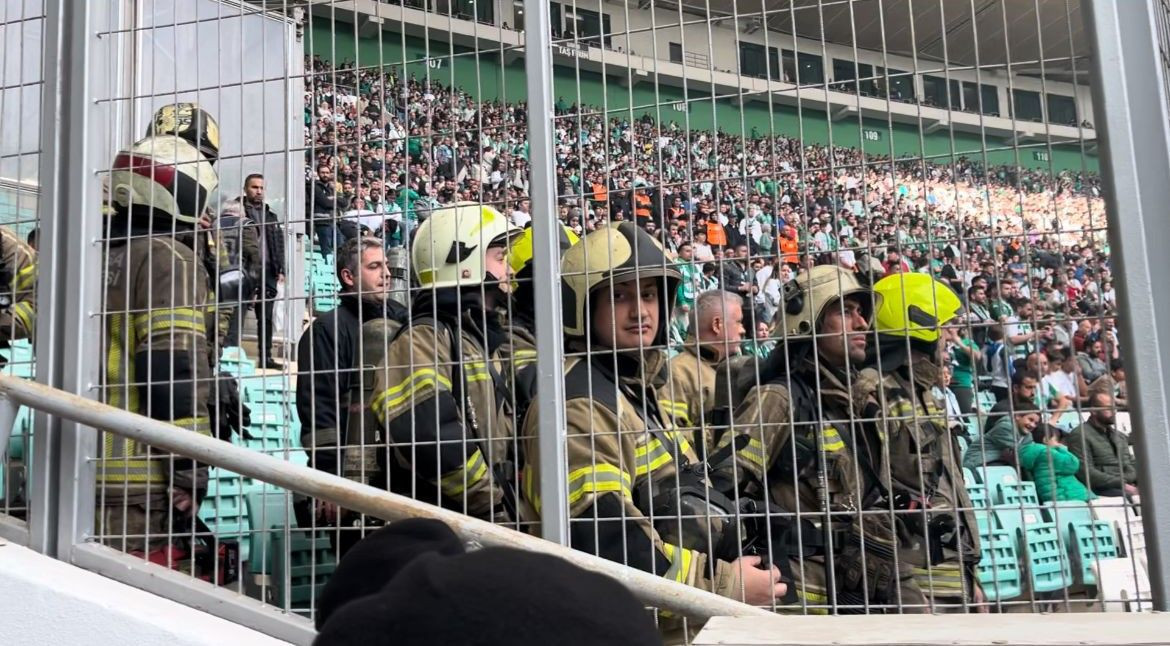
top-left (412, 203), bottom-right (523, 289)
top-left (107, 136), bottom-right (219, 225)
top-left (872, 272), bottom-right (962, 343)
top-left (560, 221), bottom-right (680, 344)
top-left (146, 103), bottom-right (221, 163)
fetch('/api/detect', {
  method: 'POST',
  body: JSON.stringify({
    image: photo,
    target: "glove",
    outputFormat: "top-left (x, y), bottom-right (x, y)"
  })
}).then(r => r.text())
top-left (211, 374), bottom-right (252, 440)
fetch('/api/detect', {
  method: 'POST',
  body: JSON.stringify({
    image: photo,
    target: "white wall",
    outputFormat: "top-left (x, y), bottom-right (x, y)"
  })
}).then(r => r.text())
top-left (0, 540), bottom-right (294, 646)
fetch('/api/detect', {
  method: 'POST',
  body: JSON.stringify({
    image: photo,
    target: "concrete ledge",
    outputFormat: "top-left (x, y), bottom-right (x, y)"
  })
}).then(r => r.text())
top-left (694, 613), bottom-right (1170, 645)
top-left (0, 539), bottom-right (293, 646)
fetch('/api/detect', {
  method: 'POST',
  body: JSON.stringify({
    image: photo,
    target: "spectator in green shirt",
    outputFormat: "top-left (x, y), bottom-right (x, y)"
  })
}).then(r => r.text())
top-left (948, 326), bottom-right (982, 415)
top-left (674, 241), bottom-right (703, 311)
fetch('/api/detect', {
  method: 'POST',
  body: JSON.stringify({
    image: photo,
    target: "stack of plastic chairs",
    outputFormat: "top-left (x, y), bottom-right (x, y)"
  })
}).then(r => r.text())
top-left (967, 471), bottom-right (1023, 601)
top-left (305, 250), bottom-right (340, 313)
top-left (989, 474), bottom-right (1073, 594)
top-left (197, 467), bottom-right (255, 562)
top-left (219, 346), bottom-right (257, 378)
top-left (271, 527), bottom-right (337, 619)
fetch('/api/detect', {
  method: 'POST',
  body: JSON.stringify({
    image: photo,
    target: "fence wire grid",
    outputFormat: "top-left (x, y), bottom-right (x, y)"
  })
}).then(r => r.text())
top-left (1, 0), bottom-right (1163, 641)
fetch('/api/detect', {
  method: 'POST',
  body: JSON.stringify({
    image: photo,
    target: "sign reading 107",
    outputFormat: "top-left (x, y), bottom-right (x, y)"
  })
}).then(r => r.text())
top-left (862, 128), bottom-right (882, 142)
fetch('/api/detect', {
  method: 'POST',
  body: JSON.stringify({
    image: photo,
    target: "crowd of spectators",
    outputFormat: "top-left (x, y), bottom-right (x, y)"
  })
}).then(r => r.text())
top-left (302, 55), bottom-right (1129, 493)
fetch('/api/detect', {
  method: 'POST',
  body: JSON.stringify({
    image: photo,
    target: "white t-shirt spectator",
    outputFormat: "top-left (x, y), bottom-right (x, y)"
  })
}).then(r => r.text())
top-left (694, 242), bottom-right (714, 262)
top-left (511, 209), bottom-right (532, 228)
top-left (1042, 369), bottom-right (1078, 401)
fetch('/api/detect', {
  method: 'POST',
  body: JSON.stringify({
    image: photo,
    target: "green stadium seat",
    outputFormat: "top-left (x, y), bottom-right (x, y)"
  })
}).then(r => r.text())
top-left (198, 469), bottom-right (258, 562)
top-left (220, 347), bottom-right (256, 377)
top-left (955, 434), bottom-right (969, 459)
top-left (271, 529), bottom-right (336, 617)
top-left (245, 489), bottom-right (297, 576)
top-left (1071, 520), bottom-right (1120, 586)
top-left (994, 505), bottom-right (1072, 593)
top-left (967, 483), bottom-right (992, 534)
top-left (976, 390), bottom-right (997, 413)
top-left (978, 528), bottom-right (1023, 601)
top-left (1000, 481), bottom-right (1040, 507)
top-left (7, 405), bottom-right (31, 461)
top-left (241, 375), bottom-right (293, 406)
top-left (962, 467), bottom-right (977, 486)
top-left (975, 466), bottom-right (1020, 503)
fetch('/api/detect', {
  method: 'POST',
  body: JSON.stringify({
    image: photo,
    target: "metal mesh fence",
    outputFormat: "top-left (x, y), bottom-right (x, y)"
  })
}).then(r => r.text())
top-left (4, 0), bottom-right (1161, 639)
top-left (0, 0), bottom-right (44, 528)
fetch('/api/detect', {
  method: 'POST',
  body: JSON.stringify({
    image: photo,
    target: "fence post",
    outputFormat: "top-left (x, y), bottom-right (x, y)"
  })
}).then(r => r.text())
top-left (1084, 0), bottom-right (1170, 610)
top-left (523, 0), bottom-right (570, 545)
top-left (34, 0), bottom-right (110, 559)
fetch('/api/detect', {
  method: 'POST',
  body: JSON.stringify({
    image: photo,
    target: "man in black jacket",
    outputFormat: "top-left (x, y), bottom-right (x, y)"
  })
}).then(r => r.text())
top-left (307, 164), bottom-right (353, 256)
top-left (296, 236), bottom-right (408, 551)
top-left (227, 174), bottom-right (286, 368)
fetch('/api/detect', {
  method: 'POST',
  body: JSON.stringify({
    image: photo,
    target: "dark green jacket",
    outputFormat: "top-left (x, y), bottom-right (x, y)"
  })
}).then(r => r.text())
top-left (1066, 418), bottom-right (1138, 494)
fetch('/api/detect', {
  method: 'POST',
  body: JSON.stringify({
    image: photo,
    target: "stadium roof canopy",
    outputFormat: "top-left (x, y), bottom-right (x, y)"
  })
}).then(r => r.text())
top-left (678, 0), bottom-right (1089, 82)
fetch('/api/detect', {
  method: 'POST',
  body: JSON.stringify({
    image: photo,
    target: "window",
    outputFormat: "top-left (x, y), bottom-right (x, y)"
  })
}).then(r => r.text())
top-left (451, 0), bottom-right (493, 25)
top-left (1012, 89), bottom-right (1043, 122)
top-left (922, 75), bottom-right (960, 109)
top-left (960, 81), bottom-right (1000, 115)
top-left (885, 68), bottom-right (914, 102)
top-left (669, 42), bottom-right (683, 64)
top-left (832, 59), bottom-right (875, 95)
top-left (566, 6), bottom-right (611, 47)
top-left (783, 51), bottom-right (823, 85)
top-left (740, 42), bottom-right (781, 81)
top-left (1046, 94), bottom-right (1077, 125)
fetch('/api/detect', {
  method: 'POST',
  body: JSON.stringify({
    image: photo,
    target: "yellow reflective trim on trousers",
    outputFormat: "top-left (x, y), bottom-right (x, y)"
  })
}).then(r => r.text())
top-left (440, 449), bottom-right (489, 497)
top-left (567, 464), bottom-right (632, 505)
top-left (11, 301), bottom-right (33, 332)
top-left (371, 368), bottom-right (453, 416)
top-left (794, 588), bottom-right (830, 614)
top-left (739, 437), bottom-right (767, 469)
top-left (172, 416), bottom-right (214, 437)
top-left (889, 401), bottom-right (916, 418)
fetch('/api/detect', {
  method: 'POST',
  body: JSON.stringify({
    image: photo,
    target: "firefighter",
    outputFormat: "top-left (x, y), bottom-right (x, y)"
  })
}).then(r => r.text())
top-left (97, 134), bottom-right (218, 562)
top-left (870, 272), bottom-right (984, 611)
top-left (146, 102), bottom-right (220, 163)
top-left (499, 222), bottom-right (578, 421)
top-left (521, 222), bottom-right (786, 623)
top-left (0, 226), bottom-right (37, 348)
top-left (665, 288), bottom-right (746, 457)
top-left (369, 203), bottom-right (522, 523)
top-left (712, 264), bottom-right (928, 614)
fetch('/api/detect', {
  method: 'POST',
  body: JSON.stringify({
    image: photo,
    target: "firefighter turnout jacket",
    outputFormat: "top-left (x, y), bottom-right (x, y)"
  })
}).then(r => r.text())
top-left (370, 307), bottom-right (513, 521)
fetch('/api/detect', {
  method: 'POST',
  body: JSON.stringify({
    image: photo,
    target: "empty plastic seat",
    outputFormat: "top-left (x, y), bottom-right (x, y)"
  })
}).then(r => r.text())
top-left (967, 483), bottom-right (993, 534)
top-left (1095, 558), bottom-right (1152, 612)
top-left (1071, 520), bottom-right (1120, 585)
top-left (995, 505), bottom-right (1072, 593)
top-left (955, 435), bottom-right (969, 459)
top-left (978, 528), bottom-right (1023, 601)
top-left (271, 530), bottom-right (337, 617)
top-left (975, 390), bottom-right (997, 413)
top-left (197, 469), bottom-right (258, 562)
top-left (7, 405), bottom-right (31, 461)
top-left (1000, 481), bottom-right (1040, 507)
top-left (962, 467), bottom-right (977, 486)
top-left (975, 466), bottom-right (1020, 503)
top-left (245, 489), bottom-right (297, 577)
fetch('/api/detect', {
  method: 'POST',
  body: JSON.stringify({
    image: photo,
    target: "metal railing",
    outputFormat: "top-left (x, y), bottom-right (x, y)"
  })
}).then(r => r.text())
top-left (0, 373), bottom-right (768, 623)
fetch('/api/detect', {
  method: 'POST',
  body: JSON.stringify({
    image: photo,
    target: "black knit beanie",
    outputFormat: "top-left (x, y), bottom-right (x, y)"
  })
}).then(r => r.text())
top-left (314, 547), bottom-right (662, 646)
top-left (314, 518), bottom-right (466, 629)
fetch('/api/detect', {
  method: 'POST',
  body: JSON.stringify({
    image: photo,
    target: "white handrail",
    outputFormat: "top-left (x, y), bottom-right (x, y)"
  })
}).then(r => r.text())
top-left (0, 374), bottom-right (772, 621)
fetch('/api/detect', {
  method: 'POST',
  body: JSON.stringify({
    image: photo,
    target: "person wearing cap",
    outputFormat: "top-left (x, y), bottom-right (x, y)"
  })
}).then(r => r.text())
top-left (712, 264), bottom-right (927, 614)
top-left (870, 273), bottom-right (983, 612)
top-left (521, 222), bottom-right (786, 627)
top-left (370, 203), bottom-right (523, 524)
